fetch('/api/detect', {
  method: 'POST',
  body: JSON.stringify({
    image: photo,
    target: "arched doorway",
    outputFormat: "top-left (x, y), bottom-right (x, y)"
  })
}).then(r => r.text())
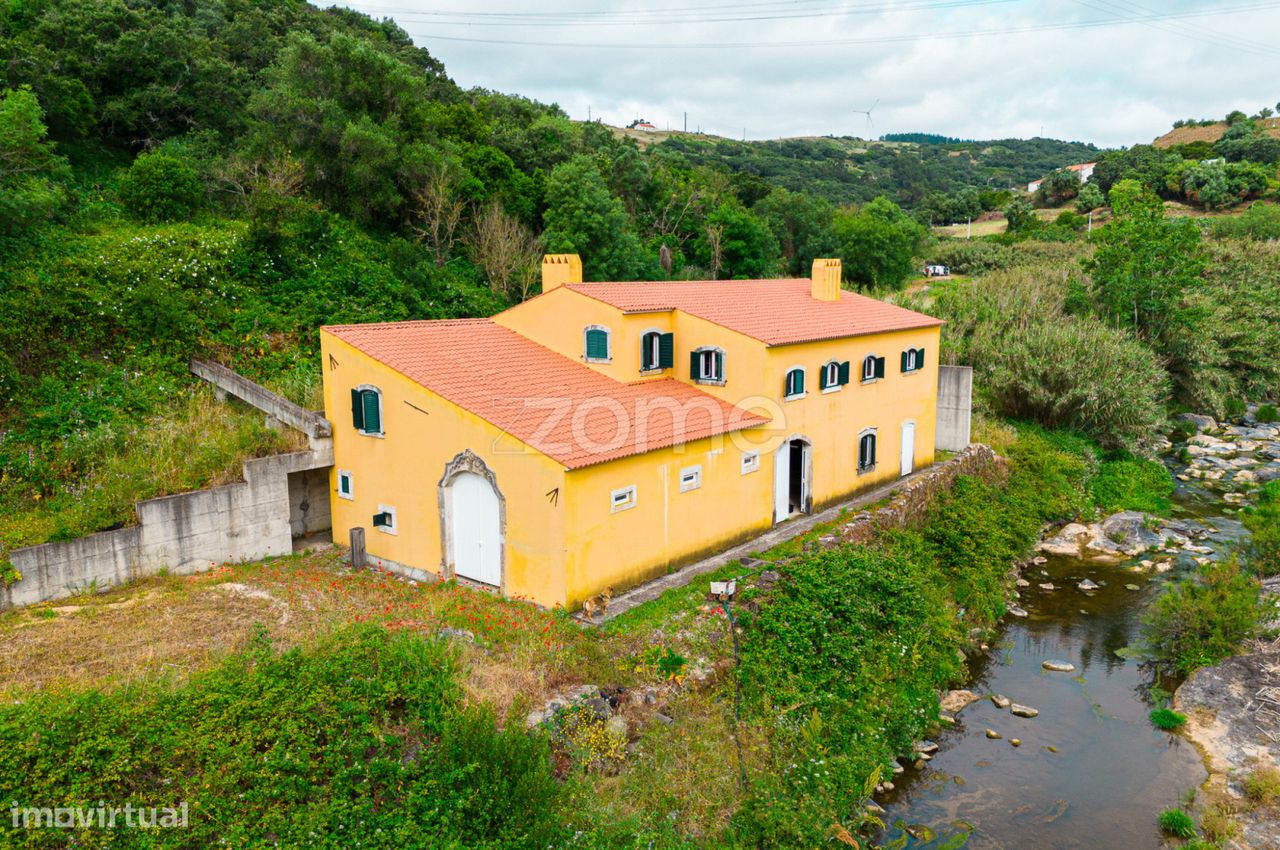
top-left (438, 451), bottom-right (505, 588)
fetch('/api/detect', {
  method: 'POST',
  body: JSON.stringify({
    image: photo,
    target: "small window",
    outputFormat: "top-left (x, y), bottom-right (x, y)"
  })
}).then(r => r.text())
top-left (641, 331), bottom-right (674, 371)
top-left (821, 360), bottom-right (851, 392)
top-left (679, 465), bottom-right (702, 493)
top-left (611, 485), bottom-right (637, 513)
top-left (350, 386), bottom-right (383, 435)
top-left (858, 431), bottom-right (877, 472)
top-left (691, 347), bottom-right (725, 384)
top-left (784, 367), bottom-right (805, 399)
top-left (861, 355), bottom-right (885, 383)
top-left (337, 469), bottom-right (354, 500)
top-left (373, 504), bottom-right (397, 534)
top-left (741, 451), bottom-right (760, 475)
top-left (901, 347), bottom-right (926, 373)
top-left (584, 326), bottom-right (611, 362)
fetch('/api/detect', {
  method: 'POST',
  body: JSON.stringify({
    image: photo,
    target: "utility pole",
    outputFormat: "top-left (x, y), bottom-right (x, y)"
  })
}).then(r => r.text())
top-left (588, 104), bottom-right (591, 122)
top-left (1087, 211), bottom-right (1093, 237)
top-left (967, 217), bottom-right (972, 240)
top-left (684, 112), bottom-right (688, 133)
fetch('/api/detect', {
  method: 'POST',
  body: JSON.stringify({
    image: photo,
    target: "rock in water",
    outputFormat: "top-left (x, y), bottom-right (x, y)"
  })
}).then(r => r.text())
top-left (1008, 606), bottom-right (1029, 618)
top-left (1077, 579), bottom-right (1100, 592)
top-left (1010, 704), bottom-right (1039, 718)
top-left (991, 694), bottom-right (1011, 709)
top-left (1039, 583), bottom-right (1056, 591)
top-left (940, 689), bottom-right (981, 713)
top-left (1125, 584), bottom-right (1141, 591)
top-left (985, 728), bottom-right (1002, 739)
top-left (1043, 660), bottom-right (1076, 673)
top-left (917, 740), bottom-right (940, 755)
top-left (1010, 738), bottom-right (1022, 747)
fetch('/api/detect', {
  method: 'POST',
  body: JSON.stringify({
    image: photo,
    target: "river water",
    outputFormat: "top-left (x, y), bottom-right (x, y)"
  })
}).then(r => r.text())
top-left (878, 459), bottom-right (1252, 849)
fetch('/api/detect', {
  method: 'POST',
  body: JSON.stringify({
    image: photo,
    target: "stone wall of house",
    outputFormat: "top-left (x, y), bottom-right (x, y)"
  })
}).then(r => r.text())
top-left (831, 443), bottom-right (1005, 547)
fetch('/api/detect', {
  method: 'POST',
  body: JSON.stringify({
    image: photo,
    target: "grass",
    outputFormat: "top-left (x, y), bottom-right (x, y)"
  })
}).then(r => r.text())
top-left (1243, 764), bottom-right (1280, 805)
top-left (933, 216), bottom-right (1006, 237)
top-left (1149, 707), bottom-right (1188, 730)
top-left (1158, 808), bottom-right (1198, 838)
top-left (1257, 403), bottom-right (1279, 423)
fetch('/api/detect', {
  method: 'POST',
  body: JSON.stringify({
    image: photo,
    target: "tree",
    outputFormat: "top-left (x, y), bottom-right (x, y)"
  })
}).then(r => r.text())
top-left (1083, 179), bottom-right (1207, 397)
top-left (1075, 182), bottom-right (1105, 213)
top-left (468, 201), bottom-right (539, 299)
top-left (756, 188), bottom-right (837, 276)
top-left (0, 86), bottom-right (70, 232)
top-left (1035, 168), bottom-right (1081, 206)
top-left (831, 197), bottom-right (926, 290)
top-left (695, 202), bottom-right (776, 279)
top-left (1003, 198), bottom-right (1038, 233)
top-left (541, 155), bottom-right (648, 281)
top-left (409, 159), bottom-right (468, 266)
top-left (118, 151), bottom-right (202, 222)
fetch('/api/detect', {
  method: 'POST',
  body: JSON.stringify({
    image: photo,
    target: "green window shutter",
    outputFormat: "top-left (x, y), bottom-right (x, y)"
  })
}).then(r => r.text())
top-left (690, 351), bottom-right (701, 379)
top-left (659, 333), bottom-right (674, 368)
top-left (875, 357), bottom-right (886, 379)
top-left (797, 369), bottom-right (804, 394)
top-left (838, 361), bottom-right (851, 385)
top-left (585, 329), bottom-right (608, 360)
top-left (901, 351), bottom-right (909, 372)
top-left (641, 335), bottom-right (654, 370)
top-left (917, 347), bottom-right (925, 368)
top-left (351, 389), bottom-right (364, 430)
top-left (818, 367), bottom-right (828, 391)
top-left (373, 511), bottom-right (391, 528)
top-left (362, 390), bottom-right (381, 433)
top-left (716, 351), bottom-right (725, 380)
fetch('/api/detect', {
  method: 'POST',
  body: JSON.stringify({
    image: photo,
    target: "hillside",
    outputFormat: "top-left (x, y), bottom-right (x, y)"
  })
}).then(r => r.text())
top-left (647, 130), bottom-right (1102, 207)
top-left (1154, 116), bottom-right (1280, 148)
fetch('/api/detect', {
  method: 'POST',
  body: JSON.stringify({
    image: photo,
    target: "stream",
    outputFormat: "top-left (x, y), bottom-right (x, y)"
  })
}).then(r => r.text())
top-left (877, 420), bottom-right (1276, 849)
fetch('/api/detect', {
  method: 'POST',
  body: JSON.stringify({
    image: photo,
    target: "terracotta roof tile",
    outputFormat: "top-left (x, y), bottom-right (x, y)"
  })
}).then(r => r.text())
top-left (323, 319), bottom-right (768, 469)
top-left (563, 279), bottom-right (941, 345)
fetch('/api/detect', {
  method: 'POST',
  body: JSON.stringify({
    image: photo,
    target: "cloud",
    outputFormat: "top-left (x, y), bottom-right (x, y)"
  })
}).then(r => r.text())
top-left (335, 1), bottom-right (1280, 147)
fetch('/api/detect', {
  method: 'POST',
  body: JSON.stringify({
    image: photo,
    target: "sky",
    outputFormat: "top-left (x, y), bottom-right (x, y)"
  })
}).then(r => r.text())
top-left (332, 0), bottom-right (1280, 148)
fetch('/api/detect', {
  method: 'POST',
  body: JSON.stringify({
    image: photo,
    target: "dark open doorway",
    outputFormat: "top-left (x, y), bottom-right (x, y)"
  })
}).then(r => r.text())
top-left (788, 440), bottom-right (806, 515)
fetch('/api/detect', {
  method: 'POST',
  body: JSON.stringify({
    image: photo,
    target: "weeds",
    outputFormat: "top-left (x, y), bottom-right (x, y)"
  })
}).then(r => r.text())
top-left (1158, 808), bottom-right (1197, 838)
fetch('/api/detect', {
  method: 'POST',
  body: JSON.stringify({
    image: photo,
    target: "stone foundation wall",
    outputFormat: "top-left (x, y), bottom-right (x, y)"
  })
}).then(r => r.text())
top-left (834, 443), bottom-right (1005, 547)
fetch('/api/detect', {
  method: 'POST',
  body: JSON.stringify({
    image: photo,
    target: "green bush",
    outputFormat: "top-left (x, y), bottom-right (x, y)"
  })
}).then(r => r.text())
top-left (1244, 481), bottom-right (1280, 577)
top-left (118, 152), bottom-right (203, 222)
top-left (1257, 403), bottom-right (1279, 423)
top-left (927, 240), bottom-right (1015, 275)
top-left (1243, 764), bottom-right (1280, 804)
top-left (1158, 808), bottom-right (1197, 839)
top-left (1210, 202), bottom-right (1280, 240)
top-left (0, 626), bottom-right (565, 848)
top-left (1149, 708), bottom-right (1187, 730)
top-left (1137, 559), bottom-right (1261, 675)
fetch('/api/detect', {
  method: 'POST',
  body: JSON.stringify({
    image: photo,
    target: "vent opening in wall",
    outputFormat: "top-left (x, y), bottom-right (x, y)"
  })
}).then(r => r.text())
top-left (741, 451), bottom-right (760, 474)
top-left (611, 485), bottom-right (637, 513)
top-left (679, 465), bottom-right (702, 492)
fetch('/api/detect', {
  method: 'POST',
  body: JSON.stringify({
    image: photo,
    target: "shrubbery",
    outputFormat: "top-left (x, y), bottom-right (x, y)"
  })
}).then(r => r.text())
top-left (0, 626), bottom-right (564, 849)
top-left (1244, 481), bottom-right (1280, 577)
top-left (1136, 559), bottom-right (1261, 675)
top-left (118, 152), bottom-right (204, 222)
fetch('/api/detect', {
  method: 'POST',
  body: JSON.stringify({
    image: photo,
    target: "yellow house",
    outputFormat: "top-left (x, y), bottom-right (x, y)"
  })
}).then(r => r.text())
top-left (320, 256), bottom-right (943, 609)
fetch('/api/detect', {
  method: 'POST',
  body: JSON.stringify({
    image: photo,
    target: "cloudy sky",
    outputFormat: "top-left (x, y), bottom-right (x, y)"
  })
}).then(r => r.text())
top-left (333, 0), bottom-right (1280, 148)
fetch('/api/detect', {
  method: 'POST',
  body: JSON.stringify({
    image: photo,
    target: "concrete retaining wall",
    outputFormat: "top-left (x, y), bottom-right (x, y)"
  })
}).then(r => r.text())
top-left (937, 365), bottom-right (974, 451)
top-left (288, 467), bottom-right (333, 538)
top-left (2, 446), bottom-right (333, 610)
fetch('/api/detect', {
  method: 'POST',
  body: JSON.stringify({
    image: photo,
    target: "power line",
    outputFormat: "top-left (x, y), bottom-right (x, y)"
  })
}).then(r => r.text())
top-left (347, 0), bottom-right (1020, 27)
top-left (1071, 0), bottom-right (1280, 58)
top-left (397, 1), bottom-right (1280, 49)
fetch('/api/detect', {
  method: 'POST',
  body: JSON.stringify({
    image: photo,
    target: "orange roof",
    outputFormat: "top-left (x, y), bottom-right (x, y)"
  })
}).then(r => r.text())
top-left (564, 279), bottom-right (941, 345)
top-left (322, 319), bottom-right (768, 469)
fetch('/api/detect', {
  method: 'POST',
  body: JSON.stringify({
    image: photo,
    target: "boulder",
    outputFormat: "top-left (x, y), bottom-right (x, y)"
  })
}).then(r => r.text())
top-left (1097, 511), bottom-right (1164, 556)
top-left (1016, 578), bottom-right (1031, 588)
top-left (1037, 523), bottom-right (1091, 557)
top-left (1177, 413), bottom-right (1217, 432)
top-left (991, 694), bottom-right (1011, 709)
top-left (1010, 738), bottom-right (1022, 747)
top-left (1043, 660), bottom-right (1076, 673)
top-left (917, 740), bottom-right (940, 755)
top-left (1010, 704), bottom-right (1039, 718)
top-left (1077, 579), bottom-right (1100, 592)
top-left (1008, 606), bottom-right (1029, 618)
top-left (1039, 583), bottom-right (1056, 591)
top-left (985, 728), bottom-right (1002, 740)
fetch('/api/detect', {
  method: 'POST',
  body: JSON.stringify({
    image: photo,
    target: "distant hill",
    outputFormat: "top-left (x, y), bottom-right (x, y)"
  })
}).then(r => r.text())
top-left (1154, 117), bottom-right (1280, 148)
top-left (643, 130), bottom-right (1102, 207)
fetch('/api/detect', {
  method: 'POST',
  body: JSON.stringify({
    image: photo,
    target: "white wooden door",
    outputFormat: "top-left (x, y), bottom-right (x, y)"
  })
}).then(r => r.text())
top-left (449, 472), bottom-right (501, 586)
top-left (773, 441), bottom-right (790, 523)
top-left (900, 422), bottom-right (916, 477)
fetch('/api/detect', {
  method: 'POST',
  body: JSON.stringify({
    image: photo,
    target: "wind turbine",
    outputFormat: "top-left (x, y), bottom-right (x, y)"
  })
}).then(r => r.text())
top-left (853, 99), bottom-right (879, 134)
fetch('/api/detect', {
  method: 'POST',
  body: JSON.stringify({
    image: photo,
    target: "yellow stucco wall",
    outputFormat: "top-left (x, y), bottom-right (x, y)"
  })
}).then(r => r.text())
top-left (320, 333), bottom-right (569, 606)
